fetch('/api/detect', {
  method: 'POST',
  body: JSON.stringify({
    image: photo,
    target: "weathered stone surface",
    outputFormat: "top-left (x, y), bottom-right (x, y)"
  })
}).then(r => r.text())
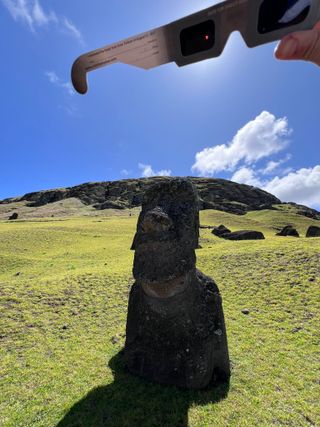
top-left (212, 225), bottom-right (231, 238)
top-left (306, 226), bottom-right (320, 237)
top-left (125, 178), bottom-right (230, 389)
top-left (8, 212), bottom-right (18, 220)
top-left (276, 226), bottom-right (299, 237)
top-left (223, 230), bottom-right (265, 241)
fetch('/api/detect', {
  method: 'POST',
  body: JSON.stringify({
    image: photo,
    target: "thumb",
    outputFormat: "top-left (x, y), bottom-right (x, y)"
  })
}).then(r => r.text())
top-left (275, 22), bottom-right (320, 66)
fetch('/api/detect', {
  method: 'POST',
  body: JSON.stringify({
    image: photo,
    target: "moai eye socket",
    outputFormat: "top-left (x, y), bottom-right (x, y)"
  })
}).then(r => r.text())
top-left (141, 208), bottom-right (173, 233)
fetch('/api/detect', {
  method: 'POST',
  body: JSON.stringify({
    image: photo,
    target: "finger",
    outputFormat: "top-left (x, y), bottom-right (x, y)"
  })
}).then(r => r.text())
top-left (274, 23), bottom-right (320, 66)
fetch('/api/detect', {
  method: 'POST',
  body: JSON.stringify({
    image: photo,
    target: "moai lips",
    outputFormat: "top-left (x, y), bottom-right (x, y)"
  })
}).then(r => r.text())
top-left (125, 178), bottom-right (230, 389)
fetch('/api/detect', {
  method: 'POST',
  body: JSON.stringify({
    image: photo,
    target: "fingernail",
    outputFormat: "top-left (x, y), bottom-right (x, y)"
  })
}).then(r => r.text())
top-left (276, 37), bottom-right (298, 58)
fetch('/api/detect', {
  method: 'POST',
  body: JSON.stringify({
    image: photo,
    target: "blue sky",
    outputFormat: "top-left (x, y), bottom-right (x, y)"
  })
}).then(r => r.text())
top-left (1, 0), bottom-right (319, 208)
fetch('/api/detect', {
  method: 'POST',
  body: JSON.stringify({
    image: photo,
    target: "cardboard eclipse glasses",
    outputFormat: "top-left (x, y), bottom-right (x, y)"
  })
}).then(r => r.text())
top-left (72, 0), bottom-right (320, 94)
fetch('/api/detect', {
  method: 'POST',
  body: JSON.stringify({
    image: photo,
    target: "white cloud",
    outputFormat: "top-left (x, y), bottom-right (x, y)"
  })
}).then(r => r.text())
top-left (261, 154), bottom-right (292, 175)
top-left (231, 167), bottom-right (263, 187)
top-left (2, 0), bottom-right (34, 29)
top-left (62, 17), bottom-right (84, 44)
top-left (138, 163), bottom-right (172, 178)
top-left (192, 111), bottom-right (291, 176)
top-left (281, 167), bottom-right (294, 176)
top-left (191, 109), bottom-right (318, 209)
top-left (1, 0), bottom-right (83, 43)
top-left (231, 165), bottom-right (320, 208)
top-left (121, 169), bottom-right (131, 177)
top-left (262, 160), bottom-right (282, 175)
top-left (46, 71), bottom-right (59, 84)
top-left (45, 71), bottom-right (74, 96)
top-left (32, 0), bottom-right (57, 26)
top-left (264, 166), bottom-right (320, 208)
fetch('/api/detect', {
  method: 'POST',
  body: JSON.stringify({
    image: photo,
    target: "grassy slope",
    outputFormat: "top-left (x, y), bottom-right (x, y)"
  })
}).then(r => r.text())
top-left (0, 210), bottom-right (319, 427)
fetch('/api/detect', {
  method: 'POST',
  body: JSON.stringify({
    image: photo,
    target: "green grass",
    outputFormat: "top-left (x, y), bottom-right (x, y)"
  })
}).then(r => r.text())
top-left (0, 210), bottom-right (319, 426)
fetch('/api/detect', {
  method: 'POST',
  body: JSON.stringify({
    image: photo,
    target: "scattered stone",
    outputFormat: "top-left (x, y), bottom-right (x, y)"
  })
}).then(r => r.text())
top-left (306, 226), bottom-right (320, 238)
top-left (125, 178), bottom-right (230, 390)
top-left (212, 225), bottom-right (231, 237)
top-left (9, 212), bottom-right (18, 220)
top-left (303, 415), bottom-right (316, 426)
top-left (212, 227), bottom-right (265, 241)
top-left (223, 230), bottom-right (265, 241)
top-left (242, 309), bottom-right (250, 315)
top-left (276, 225), bottom-right (299, 237)
top-left (111, 335), bottom-right (120, 344)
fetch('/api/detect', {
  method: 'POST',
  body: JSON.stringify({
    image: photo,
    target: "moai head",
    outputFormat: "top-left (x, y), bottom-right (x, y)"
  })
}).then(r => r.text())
top-left (131, 178), bottom-right (199, 298)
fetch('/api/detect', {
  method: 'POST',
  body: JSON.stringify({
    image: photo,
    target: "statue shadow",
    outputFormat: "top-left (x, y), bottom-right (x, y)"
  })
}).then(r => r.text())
top-left (56, 350), bottom-right (229, 427)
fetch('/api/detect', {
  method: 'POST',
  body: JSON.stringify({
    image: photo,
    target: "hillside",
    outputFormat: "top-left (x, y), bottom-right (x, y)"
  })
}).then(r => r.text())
top-left (1, 177), bottom-right (319, 220)
top-left (0, 209), bottom-right (319, 426)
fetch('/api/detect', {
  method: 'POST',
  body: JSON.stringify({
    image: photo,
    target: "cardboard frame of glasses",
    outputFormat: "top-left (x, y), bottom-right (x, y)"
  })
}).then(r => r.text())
top-left (171, 0), bottom-right (320, 66)
top-left (71, 0), bottom-right (320, 94)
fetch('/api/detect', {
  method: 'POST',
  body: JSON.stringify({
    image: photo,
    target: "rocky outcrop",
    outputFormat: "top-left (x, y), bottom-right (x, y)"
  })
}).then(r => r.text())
top-left (306, 226), bottom-right (320, 237)
top-left (276, 226), bottom-right (299, 237)
top-left (286, 203), bottom-right (320, 220)
top-left (2, 177), bottom-right (319, 220)
top-left (125, 178), bottom-right (230, 389)
top-left (0, 177), bottom-right (281, 216)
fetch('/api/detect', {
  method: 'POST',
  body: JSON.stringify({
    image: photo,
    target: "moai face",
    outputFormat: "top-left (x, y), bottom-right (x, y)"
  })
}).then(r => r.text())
top-left (131, 179), bottom-right (199, 298)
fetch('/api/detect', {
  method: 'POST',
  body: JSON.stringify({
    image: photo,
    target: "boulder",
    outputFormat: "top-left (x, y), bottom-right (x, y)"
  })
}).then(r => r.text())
top-left (9, 212), bottom-right (18, 220)
top-left (306, 226), bottom-right (320, 237)
top-left (125, 178), bottom-right (230, 389)
top-left (212, 225), bottom-right (231, 238)
top-left (223, 230), bottom-right (265, 241)
top-left (276, 226), bottom-right (299, 237)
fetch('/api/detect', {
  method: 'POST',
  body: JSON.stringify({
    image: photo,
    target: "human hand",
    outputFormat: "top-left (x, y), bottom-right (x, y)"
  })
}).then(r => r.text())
top-left (274, 22), bottom-right (320, 66)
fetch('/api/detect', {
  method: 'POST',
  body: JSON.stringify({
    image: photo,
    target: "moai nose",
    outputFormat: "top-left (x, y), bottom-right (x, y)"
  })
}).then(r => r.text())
top-left (141, 207), bottom-right (173, 233)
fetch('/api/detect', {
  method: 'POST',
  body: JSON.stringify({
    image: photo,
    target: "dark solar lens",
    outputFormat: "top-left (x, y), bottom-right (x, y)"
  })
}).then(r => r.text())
top-left (258, 0), bottom-right (311, 34)
top-left (180, 20), bottom-right (215, 56)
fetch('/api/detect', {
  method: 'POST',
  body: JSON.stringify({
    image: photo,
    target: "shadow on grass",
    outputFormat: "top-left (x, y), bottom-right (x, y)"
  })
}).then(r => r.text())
top-left (56, 350), bottom-right (229, 427)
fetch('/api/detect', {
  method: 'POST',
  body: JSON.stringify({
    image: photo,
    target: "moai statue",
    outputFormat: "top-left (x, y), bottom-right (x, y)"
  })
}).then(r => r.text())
top-left (124, 178), bottom-right (230, 389)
